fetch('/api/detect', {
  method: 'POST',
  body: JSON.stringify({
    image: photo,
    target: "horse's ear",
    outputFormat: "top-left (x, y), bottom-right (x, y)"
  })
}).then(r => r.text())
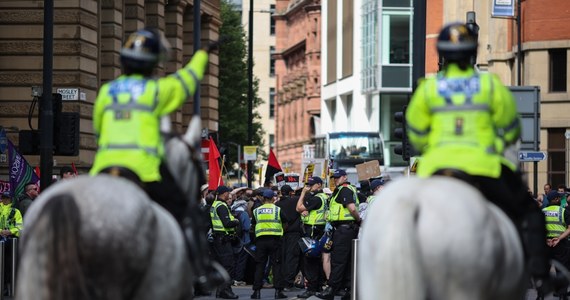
top-left (183, 116), bottom-right (202, 145)
top-left (160, 116), bottom-right (172, 134)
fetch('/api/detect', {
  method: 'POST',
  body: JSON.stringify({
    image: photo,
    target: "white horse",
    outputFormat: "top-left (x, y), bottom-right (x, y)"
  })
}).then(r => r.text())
top-left (358, 176), bottom-right (526, 300)
top-left (16, 116), bottom-right (210, 300)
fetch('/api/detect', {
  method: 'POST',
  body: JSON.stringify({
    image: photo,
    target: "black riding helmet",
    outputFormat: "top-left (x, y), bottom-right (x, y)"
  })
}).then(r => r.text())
top-left (437, 23), bottom-right (478, 63)
top-left (120, 27), bottom-right (171, 75)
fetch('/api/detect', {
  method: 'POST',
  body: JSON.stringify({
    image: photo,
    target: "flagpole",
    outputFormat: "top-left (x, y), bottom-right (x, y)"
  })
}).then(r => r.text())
top-left (218, 155), bottom-right (225, 187)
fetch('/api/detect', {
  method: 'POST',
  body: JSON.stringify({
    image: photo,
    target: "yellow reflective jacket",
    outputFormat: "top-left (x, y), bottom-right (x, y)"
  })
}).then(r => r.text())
top-left (543, 205), bottom-right (567, 239)
top-left (302, 193), bottom-right (328, 226)
top-left (253, 204), bottom-right (283, 237)
top-left (210, 200), bottom-right (236, 234)
top-left (0, 203), bottom-right (22, 237)
top-left (407, 64), bottom-right (520, 178)
top-left (327, 184), bottom-right (359, 222)
top-left (90, 50), bottom-right (209, 182)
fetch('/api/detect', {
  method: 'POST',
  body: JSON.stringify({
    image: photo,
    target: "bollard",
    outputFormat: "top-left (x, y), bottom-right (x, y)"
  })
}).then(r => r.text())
top-left (0, 240), bottom-right (5, 300)
top-left (351, 239), bottom-right (358, 300)
top-left (9, 238), bottom-right (17, 297)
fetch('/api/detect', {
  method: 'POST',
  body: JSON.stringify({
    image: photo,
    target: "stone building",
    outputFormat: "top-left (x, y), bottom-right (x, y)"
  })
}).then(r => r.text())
top-left (274, 0), bottom-right (321, 173)
top-left (0, 0), bottom-right (221, 176)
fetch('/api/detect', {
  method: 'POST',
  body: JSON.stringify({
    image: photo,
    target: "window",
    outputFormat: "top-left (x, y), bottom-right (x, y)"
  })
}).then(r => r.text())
top-left (270, 4), bottom-right (276, 35)
top-left (326, 0), bottom-right (337, 84)
top-left (361, 0), bottom-right (378, 93)
top-left (270, 46), bottom-right (275, 77)
top-left (269, 134), bottom-right (275, 149)
top-left (382, 13), bottom-right (410, 64)
top-left (383, 0), bottom-right (411, 7)
top-left (549, 49), bottom-right (567, 92)
top-left (381, 8), bottom-right (412, 88)
top-left (342, 0), bottom-right (353, 78)
top-left (269, 88), bottom-right (275, 118)
top-left (380, 93), bottom-right (410, 167)
top-left (547, 128), bottom-right (566, 186)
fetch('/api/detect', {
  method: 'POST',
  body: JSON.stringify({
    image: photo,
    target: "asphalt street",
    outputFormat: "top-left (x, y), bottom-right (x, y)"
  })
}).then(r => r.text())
top-left (193, 285), bottom-right (562, 300)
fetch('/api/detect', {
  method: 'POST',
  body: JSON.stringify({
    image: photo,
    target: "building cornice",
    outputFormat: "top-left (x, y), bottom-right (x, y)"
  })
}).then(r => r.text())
top-left (279, 39), bottom-right (306, 58)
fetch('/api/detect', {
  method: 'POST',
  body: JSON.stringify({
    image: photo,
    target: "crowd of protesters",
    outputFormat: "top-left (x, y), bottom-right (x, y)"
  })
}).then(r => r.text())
top-left (202, 170), bottom-right (389, 299)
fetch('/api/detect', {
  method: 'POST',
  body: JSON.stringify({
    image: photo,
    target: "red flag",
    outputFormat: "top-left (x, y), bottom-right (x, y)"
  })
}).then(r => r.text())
top-left (71, 162), bottom-right (78, 175)
top-left (264, 149), bottom-right (283, 185)
top-left (208, 137), bottom-right (224, 190)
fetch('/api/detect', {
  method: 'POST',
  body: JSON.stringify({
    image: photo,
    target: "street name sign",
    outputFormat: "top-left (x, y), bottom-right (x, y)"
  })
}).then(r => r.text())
top-left (518, 151), bottom-right (547, 162)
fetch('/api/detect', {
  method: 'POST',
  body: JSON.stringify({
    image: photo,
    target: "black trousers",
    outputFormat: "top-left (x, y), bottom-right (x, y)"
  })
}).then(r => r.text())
top-left (211, 236), bottom-right (236, 293)
top-left (253, 236), bottom-right (284, 291)
top-left (303, 225), bottom-right (325, 292)
top-left (328, 224), bottom-right (359, 292)
top-left (281, 232), bottom-right (302, 288)
top-left (550, 239), bottom-right (570, 272)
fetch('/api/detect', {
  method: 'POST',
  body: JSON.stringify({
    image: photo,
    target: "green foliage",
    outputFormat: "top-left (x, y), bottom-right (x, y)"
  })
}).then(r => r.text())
top-left (218, 0), bottom-right (265, 166)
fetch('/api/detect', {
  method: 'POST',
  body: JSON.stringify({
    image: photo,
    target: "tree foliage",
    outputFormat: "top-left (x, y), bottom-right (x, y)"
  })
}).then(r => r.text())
top-left (218, 0), bottom-right (265, 167)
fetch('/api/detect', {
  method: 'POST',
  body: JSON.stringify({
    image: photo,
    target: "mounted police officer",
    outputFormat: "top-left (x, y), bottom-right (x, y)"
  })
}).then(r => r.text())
top-left (90, 27), bottom-right (225, 292)
top-left (406, 22), bottom-right (564, 292)
top-left (316, 169), bottom-right (361, 300)
top-left (210, 186), bottom-right (240, 299)
top-left (297, 176), bottom-right (328, 298)
top-left (250, 189), bottom-right (287, 299)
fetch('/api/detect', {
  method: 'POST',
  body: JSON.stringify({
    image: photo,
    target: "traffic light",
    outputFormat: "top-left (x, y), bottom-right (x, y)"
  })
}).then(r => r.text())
top-left (466, 11), bottom-right (479, 66)
top-left (393, 105), bottom-right (414, 161)
top-left (19, 93), bottom-right (80, 156)
top-left (54, 112), bottom-right (80, 156)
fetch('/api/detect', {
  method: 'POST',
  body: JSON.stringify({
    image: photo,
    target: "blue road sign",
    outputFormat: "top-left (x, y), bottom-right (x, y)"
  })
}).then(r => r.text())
top-left (0, 128), bottom-right (6, 154)
top-left (518, 151), bottom-right (547, 162)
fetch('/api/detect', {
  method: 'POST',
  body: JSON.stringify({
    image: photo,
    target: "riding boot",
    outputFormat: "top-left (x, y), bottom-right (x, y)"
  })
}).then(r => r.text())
top-left (181, 203), bottom-right (229, 290)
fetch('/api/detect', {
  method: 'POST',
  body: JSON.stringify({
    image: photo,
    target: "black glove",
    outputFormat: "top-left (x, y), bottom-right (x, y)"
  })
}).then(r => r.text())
top-left (205, 36), bottom-right (230, 53)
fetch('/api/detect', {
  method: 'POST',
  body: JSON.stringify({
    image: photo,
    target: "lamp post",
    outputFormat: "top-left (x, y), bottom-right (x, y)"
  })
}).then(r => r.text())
top-left (247, 0), bottom-right (254, 188)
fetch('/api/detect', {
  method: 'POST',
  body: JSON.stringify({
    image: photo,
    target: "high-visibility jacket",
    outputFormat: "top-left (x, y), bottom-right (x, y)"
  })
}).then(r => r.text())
top-left (543, 205), bottom-right (567, 239)
top-left (367, 195), bottom-right (377, 206)
top-left (210, 200), bottom-right (236, 234)
top-left (0, 203), bottom-right (22, 237)
top-left (253, 203), bottom-right (283, 237)
top-left (406, 64), bottom-right (520, 178)
top-left (90, 50), bottom-right (209, 182)
top-left (302, 193), bottom-right (328, 226)
top-left (327, 184), bottom-right (359, 222)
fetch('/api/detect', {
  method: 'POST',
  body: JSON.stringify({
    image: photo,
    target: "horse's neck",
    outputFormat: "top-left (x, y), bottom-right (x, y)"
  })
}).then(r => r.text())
top-left (163, 136), bottom-right (202, 198)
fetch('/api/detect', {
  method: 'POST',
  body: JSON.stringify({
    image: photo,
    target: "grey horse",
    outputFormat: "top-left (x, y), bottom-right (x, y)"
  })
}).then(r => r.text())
top-left (359, 176), bottom-right (526, 300)
top-left (16, 116), bottom-right (208, 300)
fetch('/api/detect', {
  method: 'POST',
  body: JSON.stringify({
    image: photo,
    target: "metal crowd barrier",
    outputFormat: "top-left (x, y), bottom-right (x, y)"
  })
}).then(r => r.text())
top-left (0, 238), bottom-right (19, 299)
top-left (10, 238), bottom-right (18, 297)
top-left (351, 238), bottom-right (358, 300)
top-left (0, 240), bottom-right (4, 300)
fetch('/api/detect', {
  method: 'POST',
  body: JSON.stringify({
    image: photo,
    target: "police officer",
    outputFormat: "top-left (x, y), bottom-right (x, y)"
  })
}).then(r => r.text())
top-left (0, 192), bottom-right (22, 293)
top-left (316, 169), bottom-right (361, 300)
top-left (406, 22), bottom-right (561, 291)
top-left (210, 186), bottom-right (240, 299)
top-left (543, 191), bottom-right (570, 275)
top-left (250, 189), bottom-right (287, 299)
top-left (296, 176), bottom-right (327, 298)
top-left (90, 27), bottom-right (225, 289)
top-left (367, 178), bottom-right (385, 207)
